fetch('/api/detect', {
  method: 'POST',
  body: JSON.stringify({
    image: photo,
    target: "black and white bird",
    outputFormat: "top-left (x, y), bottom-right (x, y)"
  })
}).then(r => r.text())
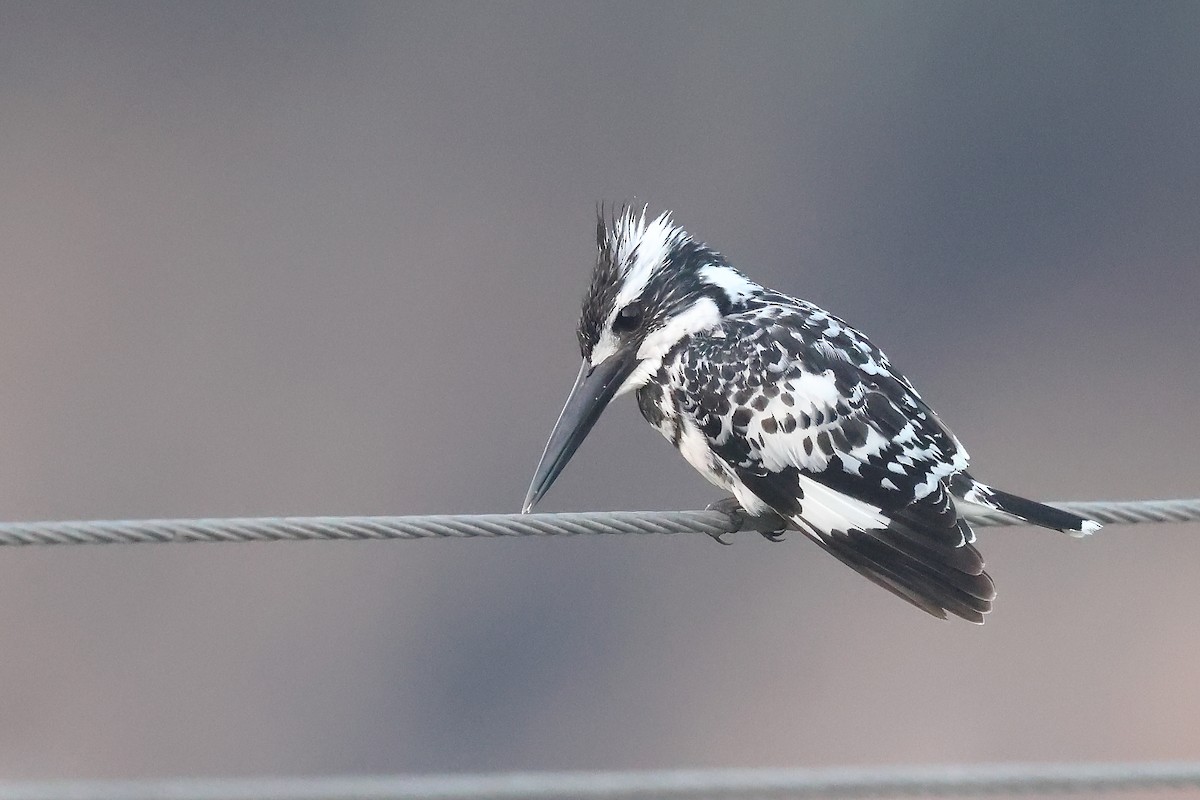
top-left (523, 206), bottom-right (1099, 622)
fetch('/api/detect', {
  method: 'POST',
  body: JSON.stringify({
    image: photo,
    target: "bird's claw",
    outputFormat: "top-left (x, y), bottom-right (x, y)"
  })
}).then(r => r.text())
top-left (704, 497), bottom-right (743, 544)
top-left (705, 497), bottom-right (788, 544)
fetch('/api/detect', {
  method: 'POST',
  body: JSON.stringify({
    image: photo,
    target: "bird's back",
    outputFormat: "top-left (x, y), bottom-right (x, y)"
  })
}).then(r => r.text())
top-left (665, 292), bottom-right (970, 510)
top-left (648, 292), bottom-right (997, 622)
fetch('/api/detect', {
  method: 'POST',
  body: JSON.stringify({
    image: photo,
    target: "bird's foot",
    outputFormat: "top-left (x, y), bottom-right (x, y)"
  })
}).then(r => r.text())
top-left (704, 497), bottom-right (740, 544)
top-left (705, 497), bottom-right (788, 544)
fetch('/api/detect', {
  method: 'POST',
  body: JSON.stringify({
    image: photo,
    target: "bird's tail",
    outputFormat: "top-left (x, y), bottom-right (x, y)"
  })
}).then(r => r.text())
top-left (950, 474), bottom-right (1100, 537)
top-left (784, 478), bottom-right (996, 623)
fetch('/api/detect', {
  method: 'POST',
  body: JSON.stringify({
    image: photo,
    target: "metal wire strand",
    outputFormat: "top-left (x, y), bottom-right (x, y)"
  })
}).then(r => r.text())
top-left (0, 498), bottom-right (1195, 548)
top-left (2, 763), bottom-right (1200, 800)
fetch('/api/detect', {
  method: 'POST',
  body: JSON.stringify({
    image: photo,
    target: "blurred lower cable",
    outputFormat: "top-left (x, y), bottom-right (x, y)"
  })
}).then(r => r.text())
top-left (2, 763), bottom-right (1200, 800)
top-left (0, 498), bottom-right (1196, 548)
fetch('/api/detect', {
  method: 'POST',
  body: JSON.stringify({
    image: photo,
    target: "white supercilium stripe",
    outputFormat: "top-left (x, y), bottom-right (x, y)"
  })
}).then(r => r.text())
top-left (611, 211), bottom-right (682, 311)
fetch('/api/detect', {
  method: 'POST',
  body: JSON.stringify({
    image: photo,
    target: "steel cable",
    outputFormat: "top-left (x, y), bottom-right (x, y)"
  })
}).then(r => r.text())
top-left (0, 499), bottom-right (1195, 548)
top-left (2, 762), bottom-right (1200, 799)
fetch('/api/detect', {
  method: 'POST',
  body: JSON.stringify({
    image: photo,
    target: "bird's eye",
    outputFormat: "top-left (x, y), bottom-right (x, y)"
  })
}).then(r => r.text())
top-left (613, 302), bottom-right (643, 333)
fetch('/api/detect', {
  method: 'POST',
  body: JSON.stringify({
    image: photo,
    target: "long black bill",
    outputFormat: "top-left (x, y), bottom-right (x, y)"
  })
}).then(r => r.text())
top-left (522, 347), bottom-right (640, 513)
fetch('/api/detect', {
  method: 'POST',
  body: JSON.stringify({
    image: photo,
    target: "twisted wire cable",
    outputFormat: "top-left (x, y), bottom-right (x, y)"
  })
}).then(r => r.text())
top-left (0, 498), bottom-right (1195, 548)
top-left (2, 762), bottom-right (1200, 799)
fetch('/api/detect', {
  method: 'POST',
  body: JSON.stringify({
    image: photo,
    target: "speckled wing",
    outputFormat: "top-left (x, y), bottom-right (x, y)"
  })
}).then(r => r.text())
top-left (675, 297), bottom-right (995, 621)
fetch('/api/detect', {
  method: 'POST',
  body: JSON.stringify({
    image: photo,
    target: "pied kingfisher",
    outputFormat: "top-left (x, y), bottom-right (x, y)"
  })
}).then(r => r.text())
top-left (523, 206), bottom-right (1099, 622)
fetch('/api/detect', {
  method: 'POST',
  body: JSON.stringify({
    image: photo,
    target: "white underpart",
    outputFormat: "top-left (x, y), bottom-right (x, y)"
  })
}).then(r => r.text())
top-left (679, 416), bottom-right (761, 505)
top-left (654, 412), bottom-right (772, 517)
top-left (699, 264), bottom-right (761, 302)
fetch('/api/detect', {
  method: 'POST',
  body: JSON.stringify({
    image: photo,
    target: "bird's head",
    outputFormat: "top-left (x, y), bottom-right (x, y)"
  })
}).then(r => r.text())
top-left (522, 205), bottom-right (762, 512)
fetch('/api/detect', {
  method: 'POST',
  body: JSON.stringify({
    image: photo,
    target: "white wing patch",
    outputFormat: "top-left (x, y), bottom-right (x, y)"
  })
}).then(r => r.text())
top-left (748, 369), bottom-right (884, 474)
top-left (794, 475), bottom-right (889, 534)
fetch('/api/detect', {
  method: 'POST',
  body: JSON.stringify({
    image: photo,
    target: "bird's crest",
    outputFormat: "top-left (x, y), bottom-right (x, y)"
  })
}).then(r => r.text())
top-left (578, 205), bottom-right (689, 356)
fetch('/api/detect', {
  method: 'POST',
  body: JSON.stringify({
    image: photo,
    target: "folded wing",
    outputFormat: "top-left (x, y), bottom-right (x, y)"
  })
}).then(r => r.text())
top-left (679, 301), bottom-right (996, 622)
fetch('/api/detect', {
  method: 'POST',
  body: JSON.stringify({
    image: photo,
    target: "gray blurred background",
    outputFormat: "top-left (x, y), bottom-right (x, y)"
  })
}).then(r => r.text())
top-left (1, 0), bottom-right (1198, 782)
